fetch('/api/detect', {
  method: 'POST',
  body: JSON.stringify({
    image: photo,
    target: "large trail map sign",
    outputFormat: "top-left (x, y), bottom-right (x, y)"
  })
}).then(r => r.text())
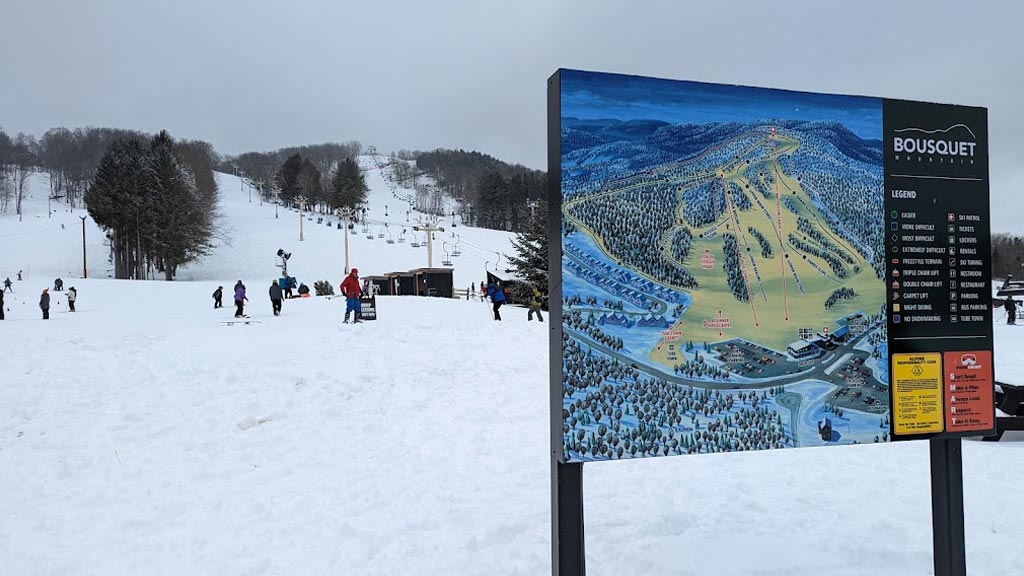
top-left (549, 69), bottom-right (993, 463)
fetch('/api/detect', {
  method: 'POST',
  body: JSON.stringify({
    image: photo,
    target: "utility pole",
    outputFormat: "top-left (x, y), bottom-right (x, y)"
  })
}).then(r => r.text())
top-left (80, 216), bottom-right (87, 278)
top-left (336, 206), bottom-right (358, 274)
top-left (413, 219), bottom-right (445, 268)
top-left (271, 189), bottom-right (280, 219)
top-left (296, 195), bottom-right (307, 241)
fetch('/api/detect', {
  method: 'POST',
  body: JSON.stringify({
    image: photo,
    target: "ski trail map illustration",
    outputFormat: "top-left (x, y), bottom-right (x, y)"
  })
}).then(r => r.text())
top-left (558, 70), bottom-right (888, 461)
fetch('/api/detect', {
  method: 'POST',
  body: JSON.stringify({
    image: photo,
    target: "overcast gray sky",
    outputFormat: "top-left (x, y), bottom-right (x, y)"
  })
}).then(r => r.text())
top-left (1, 0), bottom-right (1022, 231)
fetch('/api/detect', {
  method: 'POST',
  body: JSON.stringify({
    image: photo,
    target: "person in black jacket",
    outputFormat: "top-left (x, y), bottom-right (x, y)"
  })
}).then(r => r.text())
top-left (1005, 295), bottom-right (1018, 325)
top-left (269, 280), bottom-right (284, 316)
top-left (212, 286), bottom-right (223, 309)
top-left (40, 288), bottom-right (50, 320)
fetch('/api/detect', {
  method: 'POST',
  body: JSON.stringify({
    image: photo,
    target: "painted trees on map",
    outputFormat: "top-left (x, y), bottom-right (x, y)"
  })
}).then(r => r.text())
top-left (558, 72), bottom-right (888, 461)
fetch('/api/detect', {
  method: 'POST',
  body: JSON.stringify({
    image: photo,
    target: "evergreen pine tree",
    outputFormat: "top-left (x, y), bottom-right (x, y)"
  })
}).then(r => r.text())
top-left (508, 214), bottom-right (548, 292)
top-left (332, 156), bottom-right (368, 209)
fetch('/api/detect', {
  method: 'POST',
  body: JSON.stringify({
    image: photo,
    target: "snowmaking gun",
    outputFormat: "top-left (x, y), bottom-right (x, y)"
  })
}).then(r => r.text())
top-left (983, 381), bottom-right (1024, 441)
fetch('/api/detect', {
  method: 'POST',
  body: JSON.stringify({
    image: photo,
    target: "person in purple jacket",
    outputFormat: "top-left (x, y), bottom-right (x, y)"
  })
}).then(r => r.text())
top-left (233, 282), bottom-right (248, 318)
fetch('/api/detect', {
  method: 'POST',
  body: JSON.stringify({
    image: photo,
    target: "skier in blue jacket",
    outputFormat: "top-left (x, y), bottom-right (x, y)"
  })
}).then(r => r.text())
top-left (486, 281), bottom-right (505, 321)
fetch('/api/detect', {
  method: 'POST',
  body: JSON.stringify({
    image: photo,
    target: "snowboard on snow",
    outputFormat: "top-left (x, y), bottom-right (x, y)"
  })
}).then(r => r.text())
top-left (221, 318), bottom-right (262, 326)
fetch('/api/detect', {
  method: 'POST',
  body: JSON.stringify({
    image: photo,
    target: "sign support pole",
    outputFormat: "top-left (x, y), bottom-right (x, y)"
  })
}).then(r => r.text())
top-left (929, 438), bottom-right (966, 576)
top-left (552, 461), bottom-right (585, 576)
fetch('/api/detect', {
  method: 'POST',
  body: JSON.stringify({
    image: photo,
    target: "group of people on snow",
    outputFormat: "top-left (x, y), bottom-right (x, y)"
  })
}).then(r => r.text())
top-left (1, 272), bottom-right (79, 321)
top-left (212, 270), bottom-right (364, 321)
top-left (478, 279), bottom-right (546, 322)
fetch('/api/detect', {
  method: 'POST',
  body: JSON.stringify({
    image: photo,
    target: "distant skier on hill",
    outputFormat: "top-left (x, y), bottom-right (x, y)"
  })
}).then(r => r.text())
top-left (212, 286), bottom-right (223, 309)
top-left (234, 283), bottom-right (248, 318)
top-left (2, 277), bottom-right (11, 293)
top-left (40, 288), bottom-right (50, 320)
top-left (53, 278), bottom-right (63, 292)
top-left (17, 270), bottom-right (22, 281)
top-left (67, 286), bottom-right (77, 312)
top-left (486, 280), bottom-right (505, 321)
top-left (341, 268), bottom-right (362, 324)
top-left (269, 280), bottom-right (283, 316)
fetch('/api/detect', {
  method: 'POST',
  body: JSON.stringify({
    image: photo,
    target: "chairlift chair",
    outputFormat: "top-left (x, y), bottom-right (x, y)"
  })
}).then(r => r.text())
top-left (377, 224), bottom-right (385, 239)
top-left (441, 243), bottom-right (453, 266)
top-left (398, 228), bottom-right (406, 243)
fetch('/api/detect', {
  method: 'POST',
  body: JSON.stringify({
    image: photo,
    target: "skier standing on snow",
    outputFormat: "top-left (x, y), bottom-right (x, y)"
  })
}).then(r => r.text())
top-left (269, 280), bottom-right (283, 316)
top-left (341, 268), bottom-right (362, 324)
top-left (486, 280), bottom-right (505, 321)
top-left (2, 277), bottom-right (11, 293)
top-left (40, 288), bottom-right (50, 320)
top-left (284, 276), bottom-right (295, 299)
top-left (17, 270), bottom-right (22, 281)
top-left (234, 283), bottom-right (248, 318)
top-left (528, 287), bottom-right (545, 322)
top-left (1005, 295), bottom-right (1017, 325)
top-left (54, 278), bottom-right (63, 292)
top-left (212, 286), bottom-right (223, 309)
top-left (67, 286), bottom-right (77, 312)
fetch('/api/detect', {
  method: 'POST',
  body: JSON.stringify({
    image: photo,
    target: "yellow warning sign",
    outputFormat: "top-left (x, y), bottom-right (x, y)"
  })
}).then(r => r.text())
top-left (892, 353), bottom-right (944, 435)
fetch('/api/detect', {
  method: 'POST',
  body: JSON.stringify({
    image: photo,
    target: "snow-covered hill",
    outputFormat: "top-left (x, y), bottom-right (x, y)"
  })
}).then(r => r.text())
top-left (182, 155), bottom-right (517, 290)
top-left (0, 161), bottom-right (1022, 575)
top-left (0, 155), bottom-right (515, 292)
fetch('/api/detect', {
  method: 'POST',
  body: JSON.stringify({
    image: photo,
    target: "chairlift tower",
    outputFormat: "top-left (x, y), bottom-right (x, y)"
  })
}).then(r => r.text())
top-left (413, 218), bottom-right (446, 268)
top-left (296, 195), bottom-right (308, 241)
top-left (336, 206), bottom-right (359, 274)
top-left (527, 198), bottom-right (540, 220)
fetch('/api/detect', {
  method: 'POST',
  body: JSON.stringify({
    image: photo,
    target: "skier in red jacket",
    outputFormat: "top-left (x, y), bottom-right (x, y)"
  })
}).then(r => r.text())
top-left (341, 268), bottom-right (363, 323)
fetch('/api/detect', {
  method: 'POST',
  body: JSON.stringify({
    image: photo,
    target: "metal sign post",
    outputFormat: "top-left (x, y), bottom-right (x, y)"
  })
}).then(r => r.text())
top-left (930, 438), bottom-right (967, 576)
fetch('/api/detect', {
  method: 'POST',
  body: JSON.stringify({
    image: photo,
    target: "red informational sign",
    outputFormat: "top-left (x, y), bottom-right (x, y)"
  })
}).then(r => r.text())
top-left (943, 350), bottom-right (995, 433)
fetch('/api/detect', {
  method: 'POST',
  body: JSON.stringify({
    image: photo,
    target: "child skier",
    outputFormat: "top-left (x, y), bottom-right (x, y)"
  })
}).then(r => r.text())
top-left (213, 286), bottom-right (223, 309)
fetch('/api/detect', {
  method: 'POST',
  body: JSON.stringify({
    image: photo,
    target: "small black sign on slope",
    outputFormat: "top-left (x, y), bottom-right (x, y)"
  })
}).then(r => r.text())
top-left (358, 296), bottom-right (377, 321)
